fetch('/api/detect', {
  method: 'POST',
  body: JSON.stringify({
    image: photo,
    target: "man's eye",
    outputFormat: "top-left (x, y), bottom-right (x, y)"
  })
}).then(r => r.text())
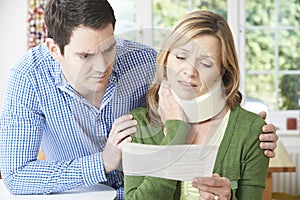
top-left (104, 45), bottom-right (116, 54)
top-left (104, 49), bottom-right (113, 54)
top-left (80, 54), bottom-right (90, 59)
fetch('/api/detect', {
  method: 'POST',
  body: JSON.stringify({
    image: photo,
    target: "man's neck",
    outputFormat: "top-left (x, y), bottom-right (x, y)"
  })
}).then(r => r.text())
top-left (84, 86), bottom-right (108, 110)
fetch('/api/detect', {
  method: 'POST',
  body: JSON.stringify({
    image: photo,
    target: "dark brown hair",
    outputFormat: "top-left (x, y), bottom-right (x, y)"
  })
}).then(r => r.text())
top-left (44, 0), bottom-right (116, 54)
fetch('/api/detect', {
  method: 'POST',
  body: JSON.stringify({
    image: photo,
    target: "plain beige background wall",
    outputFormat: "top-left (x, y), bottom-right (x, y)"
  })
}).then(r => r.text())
top-left (0, 0), bottom-right (27, 107)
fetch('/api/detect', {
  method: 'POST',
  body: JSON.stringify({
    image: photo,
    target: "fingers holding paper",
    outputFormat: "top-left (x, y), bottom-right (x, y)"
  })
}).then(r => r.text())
top-left (103, 114), bottom-right (137, 173)
top-left (192, 173), bottom-right (231, 200)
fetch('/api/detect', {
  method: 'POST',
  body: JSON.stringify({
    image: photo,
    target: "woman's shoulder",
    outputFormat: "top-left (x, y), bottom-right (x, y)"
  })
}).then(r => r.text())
top-left (130, 107), bottom-right (148, 121)
top-left (129, 107), bottom-right (164, 144)
top-left (228, 105), bottom-right (266, 139)
top-left (231, 105), bottom-right (266, 125)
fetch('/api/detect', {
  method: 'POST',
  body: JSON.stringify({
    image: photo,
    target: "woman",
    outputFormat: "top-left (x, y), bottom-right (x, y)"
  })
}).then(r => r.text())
top-left (124, 10), bottom-right (269, 200)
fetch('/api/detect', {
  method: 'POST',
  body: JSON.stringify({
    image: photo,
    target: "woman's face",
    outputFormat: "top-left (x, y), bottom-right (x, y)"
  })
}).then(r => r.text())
top-left (166, 35), bottom-right (222, 100)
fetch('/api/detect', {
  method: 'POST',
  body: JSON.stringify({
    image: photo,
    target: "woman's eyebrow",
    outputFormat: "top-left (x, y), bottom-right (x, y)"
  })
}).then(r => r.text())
top-left (174, 47), bottom-right (189, 53)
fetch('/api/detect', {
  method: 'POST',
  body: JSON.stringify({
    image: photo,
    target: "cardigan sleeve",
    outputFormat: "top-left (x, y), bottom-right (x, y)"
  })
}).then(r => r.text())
top-left (124, 110), bottom-right (191, 200)
top-left (124, 175), bottom-right (179, 200)
top-left (236, 117), bottom-right (269, 200)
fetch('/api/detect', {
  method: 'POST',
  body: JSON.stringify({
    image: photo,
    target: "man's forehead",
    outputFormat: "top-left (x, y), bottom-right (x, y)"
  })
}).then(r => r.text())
top-left (79, 37), bottom-right (116, 53)
top-left (67, 26), bottom-right (115, 54)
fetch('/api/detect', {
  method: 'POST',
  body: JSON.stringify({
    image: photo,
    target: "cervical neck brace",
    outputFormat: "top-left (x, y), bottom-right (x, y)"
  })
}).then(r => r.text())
top-left (171, 79), bottom-right (226, 123)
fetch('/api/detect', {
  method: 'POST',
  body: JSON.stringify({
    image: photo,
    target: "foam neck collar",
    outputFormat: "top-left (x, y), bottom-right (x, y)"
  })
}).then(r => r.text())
top-left (171, 80), bottom-right (226, 123)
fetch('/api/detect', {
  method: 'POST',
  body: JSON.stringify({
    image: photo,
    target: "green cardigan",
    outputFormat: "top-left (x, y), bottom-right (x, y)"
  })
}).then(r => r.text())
top-left (124, 106), bottom-right (269, 200)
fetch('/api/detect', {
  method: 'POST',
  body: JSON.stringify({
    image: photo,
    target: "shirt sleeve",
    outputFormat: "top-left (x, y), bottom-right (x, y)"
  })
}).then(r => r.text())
top-left (0, 68), bottom-right (108, 194)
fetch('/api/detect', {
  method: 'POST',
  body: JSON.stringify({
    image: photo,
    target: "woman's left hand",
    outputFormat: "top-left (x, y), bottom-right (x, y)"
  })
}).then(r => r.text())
top-left (192, 173), bottom-right (231, 200)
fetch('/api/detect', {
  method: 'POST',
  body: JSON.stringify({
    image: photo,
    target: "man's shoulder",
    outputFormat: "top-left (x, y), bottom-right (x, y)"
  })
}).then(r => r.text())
top-left (113, 39), bottom-right (157, 77)
top-left (13, 43), bottom-right (54, 75)
top-left (115, 38), bottom-right (157, 60)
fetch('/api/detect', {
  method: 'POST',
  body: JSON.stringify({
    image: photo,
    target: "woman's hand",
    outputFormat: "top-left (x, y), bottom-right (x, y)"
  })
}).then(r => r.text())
top-left (102, 114), bottom-right (137, 173)
top-left (158, 80), bottom-right (186, 125)
top-left (192, 173), bottom-right (231, 200)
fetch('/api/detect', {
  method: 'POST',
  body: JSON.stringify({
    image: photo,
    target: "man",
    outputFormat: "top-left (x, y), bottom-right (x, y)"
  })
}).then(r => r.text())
top-left (0, 0), bottom-right (277, 199)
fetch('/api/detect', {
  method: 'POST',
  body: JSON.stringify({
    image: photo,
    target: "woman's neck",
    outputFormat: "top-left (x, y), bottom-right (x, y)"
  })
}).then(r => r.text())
top-left (185, 106), bottom-right (229, 144)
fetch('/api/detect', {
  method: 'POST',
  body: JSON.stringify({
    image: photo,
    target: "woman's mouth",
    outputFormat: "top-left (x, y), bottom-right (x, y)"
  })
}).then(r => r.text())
top-left (178, 80), bottom-right (197, 87)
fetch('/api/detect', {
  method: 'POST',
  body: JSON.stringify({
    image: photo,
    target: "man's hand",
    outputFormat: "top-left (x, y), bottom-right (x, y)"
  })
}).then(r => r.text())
top-left (102, 114), bottom-right (137, 173)
top-left (192, 173), bottom-right (231, 200)
top-left (258, 111), bottom-right (279, 158)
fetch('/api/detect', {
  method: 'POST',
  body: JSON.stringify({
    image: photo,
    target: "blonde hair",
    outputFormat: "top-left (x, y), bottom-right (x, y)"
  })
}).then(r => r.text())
top-left (147, 10), bottom-right (242, 125)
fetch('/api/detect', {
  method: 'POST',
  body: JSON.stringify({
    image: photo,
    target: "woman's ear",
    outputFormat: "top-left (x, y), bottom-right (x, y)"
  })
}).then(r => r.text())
top-left (45, 38), bottom-right (62, 60)
top-left (215, 67), bottom-right (225, 82)
top-left (220, 67), bottom-right (226, 77)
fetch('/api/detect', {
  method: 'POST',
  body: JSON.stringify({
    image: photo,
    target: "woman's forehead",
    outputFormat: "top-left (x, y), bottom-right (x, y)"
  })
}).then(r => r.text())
top-left (172, 36), bottom-right (220, 56)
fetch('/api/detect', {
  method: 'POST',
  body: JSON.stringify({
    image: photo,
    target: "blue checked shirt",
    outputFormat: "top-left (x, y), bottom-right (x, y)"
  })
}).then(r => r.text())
top-left (0, 38), bottom-right (157, 199)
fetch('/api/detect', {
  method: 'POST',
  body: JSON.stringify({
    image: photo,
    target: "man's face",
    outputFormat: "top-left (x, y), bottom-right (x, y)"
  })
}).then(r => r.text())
top-left (56, 24), bottom-right (116, 97)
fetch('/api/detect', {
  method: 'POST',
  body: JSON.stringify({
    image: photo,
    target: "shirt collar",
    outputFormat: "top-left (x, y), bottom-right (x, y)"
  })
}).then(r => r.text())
top-left (56, 65), bottom-right (117, 111)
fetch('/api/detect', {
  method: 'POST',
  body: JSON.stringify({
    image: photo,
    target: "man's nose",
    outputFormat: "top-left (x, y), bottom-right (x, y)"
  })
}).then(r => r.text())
top-left (92, 54), bottom-right (107, 72)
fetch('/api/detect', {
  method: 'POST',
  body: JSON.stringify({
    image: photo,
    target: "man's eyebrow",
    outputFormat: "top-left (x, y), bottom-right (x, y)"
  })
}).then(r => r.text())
top-left (74, 40), bottom-right (116, 56)
top-left (75, 51), bottom-right (95, 57)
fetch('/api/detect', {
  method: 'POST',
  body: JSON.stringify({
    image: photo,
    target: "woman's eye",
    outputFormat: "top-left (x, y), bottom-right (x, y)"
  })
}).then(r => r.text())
top-left (176, 55), bottom-right (186, 60)
top-left (200, 62), bottom-right (211, 68)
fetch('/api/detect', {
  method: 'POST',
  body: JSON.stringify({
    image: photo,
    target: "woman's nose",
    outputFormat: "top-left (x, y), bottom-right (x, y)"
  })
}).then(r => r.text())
top-left (183, 60), bottom-right (198, 77)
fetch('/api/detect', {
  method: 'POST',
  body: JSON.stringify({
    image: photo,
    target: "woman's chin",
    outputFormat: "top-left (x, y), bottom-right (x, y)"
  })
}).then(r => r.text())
top-left (176, 93), bottom-right (198, 100)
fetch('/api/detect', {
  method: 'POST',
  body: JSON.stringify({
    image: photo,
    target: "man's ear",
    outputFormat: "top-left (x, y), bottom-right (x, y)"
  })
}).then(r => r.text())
top-left (45, 38), bottom-right (62, 60)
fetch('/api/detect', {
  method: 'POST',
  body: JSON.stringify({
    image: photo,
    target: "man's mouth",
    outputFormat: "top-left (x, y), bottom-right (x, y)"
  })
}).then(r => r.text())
top-left (91, 72), bottom-right (107, 81)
